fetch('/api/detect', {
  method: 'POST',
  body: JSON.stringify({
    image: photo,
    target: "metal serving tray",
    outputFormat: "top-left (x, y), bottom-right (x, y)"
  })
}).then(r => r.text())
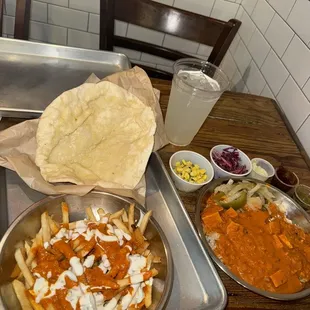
top-left (0, 153), bottom-right (227, 309)
top-left (195, 177), bottom-right (310, 301)
top-left (0, 38), bottom-right (131, 118)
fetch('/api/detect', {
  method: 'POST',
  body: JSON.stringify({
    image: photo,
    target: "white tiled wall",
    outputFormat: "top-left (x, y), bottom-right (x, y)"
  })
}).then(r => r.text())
top-left (222, 0), bottom-right (310, 157)
top-left (2, 0), bottom-right (310, 156)
top-left (2, 0), bottom-right (239, 73)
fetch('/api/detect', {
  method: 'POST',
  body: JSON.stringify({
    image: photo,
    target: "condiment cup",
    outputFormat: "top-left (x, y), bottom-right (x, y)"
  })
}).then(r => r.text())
top-left (210, 144), bottom-right (252, 179)
top-left (271, 166), bottom-right (299, 195)
top-left (293, 184), bottom-right (310, 212)
top-left (249, 158), bottom-right (275, 182)
top-left (169, 151), bottom-right (214, 192)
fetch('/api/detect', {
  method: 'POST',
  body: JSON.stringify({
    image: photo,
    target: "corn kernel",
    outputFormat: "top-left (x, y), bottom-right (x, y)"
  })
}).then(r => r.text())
top-left (182, 159), bottom-right (187, 165)
top-left (175, 161), bottom-right (181, 167)
top-left (190, 171), bottom-right (197, 177)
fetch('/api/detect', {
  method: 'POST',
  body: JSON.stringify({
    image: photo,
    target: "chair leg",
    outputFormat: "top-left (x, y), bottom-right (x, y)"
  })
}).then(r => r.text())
top-left (14, 0), bottom-right (31, 40)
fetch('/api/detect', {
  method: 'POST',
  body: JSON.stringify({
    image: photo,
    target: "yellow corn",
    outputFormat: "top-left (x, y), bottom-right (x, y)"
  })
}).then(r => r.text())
top-left (173, 159), bottom-right (208, 184)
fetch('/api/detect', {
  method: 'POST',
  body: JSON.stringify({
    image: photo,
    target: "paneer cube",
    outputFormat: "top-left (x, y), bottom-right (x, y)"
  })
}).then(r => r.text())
top-left (202, 212), bottom-right (222, 228)
top-left (225, 207), bottom-right (238, 218)
top-left (270, 269), bottom-right (288, 288)
top-left (279, 234), bottom-right (293, 249)
top-left (226, 221), bottom-right (243, 235)
top-left (273, 235), bottom-right (283, 249)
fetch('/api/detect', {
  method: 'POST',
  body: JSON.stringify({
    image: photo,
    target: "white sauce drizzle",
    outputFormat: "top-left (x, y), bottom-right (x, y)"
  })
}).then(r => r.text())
top-left (128, 255), bottom-right (146, 276)
top-left (83, 254), bottom-right (95, 268)
top-left (70, 256), bottom-right (84, 276)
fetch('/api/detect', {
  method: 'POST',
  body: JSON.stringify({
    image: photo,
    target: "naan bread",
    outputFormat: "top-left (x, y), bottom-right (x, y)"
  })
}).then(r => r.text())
top-left (35, 81), bottom-right (156, 189)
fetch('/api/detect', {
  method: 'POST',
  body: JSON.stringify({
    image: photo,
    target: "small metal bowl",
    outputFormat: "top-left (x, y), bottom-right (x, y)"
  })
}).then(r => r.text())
top-left (195, 177), bottom-right (310, 301)
top-left (0, 192), bottom-right (173, 309)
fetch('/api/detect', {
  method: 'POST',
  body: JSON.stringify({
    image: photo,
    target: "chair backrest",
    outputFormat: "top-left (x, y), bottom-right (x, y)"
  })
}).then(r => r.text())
top-left (100, 0), bottom-right (241, 67)
top-left (0, 0), bottom-right (31, 39)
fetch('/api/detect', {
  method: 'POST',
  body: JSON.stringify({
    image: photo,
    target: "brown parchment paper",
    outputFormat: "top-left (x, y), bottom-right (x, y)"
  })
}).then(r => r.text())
top-left (0, 66), bottom-right (169, 205)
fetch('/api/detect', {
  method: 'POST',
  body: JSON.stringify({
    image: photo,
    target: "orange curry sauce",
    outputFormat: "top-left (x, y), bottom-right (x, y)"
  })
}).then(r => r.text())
top-left (28, 222), bottom-right (145, 310)
top-left (201, 195), bottom-right (310, 294)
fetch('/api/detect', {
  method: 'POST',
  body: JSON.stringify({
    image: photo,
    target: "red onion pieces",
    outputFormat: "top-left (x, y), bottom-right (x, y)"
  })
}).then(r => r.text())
top-left (212, 147), bottom-right (248, 174)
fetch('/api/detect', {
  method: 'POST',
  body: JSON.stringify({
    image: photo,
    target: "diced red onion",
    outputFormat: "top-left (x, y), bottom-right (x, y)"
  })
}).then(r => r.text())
top-left (212, 147), bottom-right (248, 174)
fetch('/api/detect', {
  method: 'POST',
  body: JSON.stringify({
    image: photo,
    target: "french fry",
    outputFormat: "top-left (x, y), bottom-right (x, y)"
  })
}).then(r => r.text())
top-left (146, 253), bottom-right (154, 270)
top-left (86, 207), bottom-right (96, 221)
top-left (144, 283), bottom-right (152, 308)
top-left (97, 208), bottom-right (105, 218)
top-left (153, 256), bottom-right (162, 264)
top-left (128, 203), bottom-right (135, 233)
top-left (12, 280), bottom-right (33, 310)
top-left (117, 269), bottom-right (158, 286)
top-left (41, 212), bottom-right (51, 244)
top-left (76, 237), bottom-right (96, 258)
top-left (112, 219), bottom-right (131, 236)
top-left (25, 239), bottom-right (39, 267)
top-left (28, 295), bottom-right (44, 310)
top-left (24, 241), bottom-right (31, 256)
top-left (61, 202), bottom-right (69, 224)
top-left (109, 209), bottom-right (124, 223)
top-left (142, 249), bottom-right (150, 257)
top-left (136, 241), bottom-right (150, 255)
top-left (10, 264), bottom-right (21, 278)
top-left (122, 210), bottom-right (128, 223)
top-left (139, 210), bottom-right (152, 235)
top-left (35, 229), bottom-right (43, 247)
top-left (14, 248), bottom-right (34, 287)
top-left (133, 228), bottom-right (144, 247)
top-left (48, 216), bottom-right (60, 235)
top-left (104, 293), bottom-right (121, 308)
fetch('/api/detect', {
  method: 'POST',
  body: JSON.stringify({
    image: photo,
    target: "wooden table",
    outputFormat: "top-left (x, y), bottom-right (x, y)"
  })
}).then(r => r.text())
top-left (1, 78), bottom-right (310, 309)
top-left (151, 78), bottom-right (310, 309)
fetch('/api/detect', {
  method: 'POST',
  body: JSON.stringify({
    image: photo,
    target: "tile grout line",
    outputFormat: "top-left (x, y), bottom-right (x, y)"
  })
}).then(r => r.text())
top-left (46, 3), bottom-right (49, 24)
top-left (274, 73), bottom-right (290, 97)
top-left (296, 114), bottom-right (310, 132)
top-left (251, 0), bottom-right (310, 51)
top-left (36, 0), bottom-right (95, 14)
top-left (87, 12), bottom-right (90, 32)
top-left (239, 4), bottom-right (310, 103)
top-left (302, 76), bottom-right (310, 90)
top-left (210, 0), bottom-right (217, 17)
top-left (279, 33), bottom-right (295, 59)
top-left (235, 35), bottom-right (277, 100)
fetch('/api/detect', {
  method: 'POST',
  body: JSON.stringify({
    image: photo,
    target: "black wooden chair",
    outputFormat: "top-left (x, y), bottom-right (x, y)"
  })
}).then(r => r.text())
top-left (99, 0), bottom-right (241, 79)
top-left (0, 0), bottom-right (31, 39)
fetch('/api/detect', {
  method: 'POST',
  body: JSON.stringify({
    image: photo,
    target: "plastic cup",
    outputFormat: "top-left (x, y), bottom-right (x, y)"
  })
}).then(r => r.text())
top-left (249, 158), bottom-right (275, 182)
top-left (293, 184), bottom-right (310, 212)
top-left (164, 58), bottom-right (230, 146)
top-left (271, 166), bottom-right (299, 195)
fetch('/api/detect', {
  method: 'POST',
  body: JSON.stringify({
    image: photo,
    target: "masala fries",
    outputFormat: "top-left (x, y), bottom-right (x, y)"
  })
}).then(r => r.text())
top-left (10, 202), bottom-right (159, 310)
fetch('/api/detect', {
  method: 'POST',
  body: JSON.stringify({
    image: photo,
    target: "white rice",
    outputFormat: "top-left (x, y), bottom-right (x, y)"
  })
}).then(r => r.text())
top-left (206, 232), bottom-right (220, 250)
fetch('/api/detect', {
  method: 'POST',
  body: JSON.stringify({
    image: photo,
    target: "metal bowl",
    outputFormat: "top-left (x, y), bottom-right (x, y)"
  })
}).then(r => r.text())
top-left (0, 192), bottom-right (173, 309)
top-left (195, 177), bottom-right (310, 301)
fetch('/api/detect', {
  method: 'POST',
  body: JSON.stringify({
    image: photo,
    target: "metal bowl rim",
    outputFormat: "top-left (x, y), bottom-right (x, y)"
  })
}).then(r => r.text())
top-left (195, 177), bottom-right (310, 301)
top-left (0, 191), bottom-right (173, 309)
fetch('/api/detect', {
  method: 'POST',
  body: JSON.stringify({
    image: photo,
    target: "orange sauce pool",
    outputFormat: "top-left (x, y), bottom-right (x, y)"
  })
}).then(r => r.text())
top-left (201, 195), bottom-right (310, 294)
